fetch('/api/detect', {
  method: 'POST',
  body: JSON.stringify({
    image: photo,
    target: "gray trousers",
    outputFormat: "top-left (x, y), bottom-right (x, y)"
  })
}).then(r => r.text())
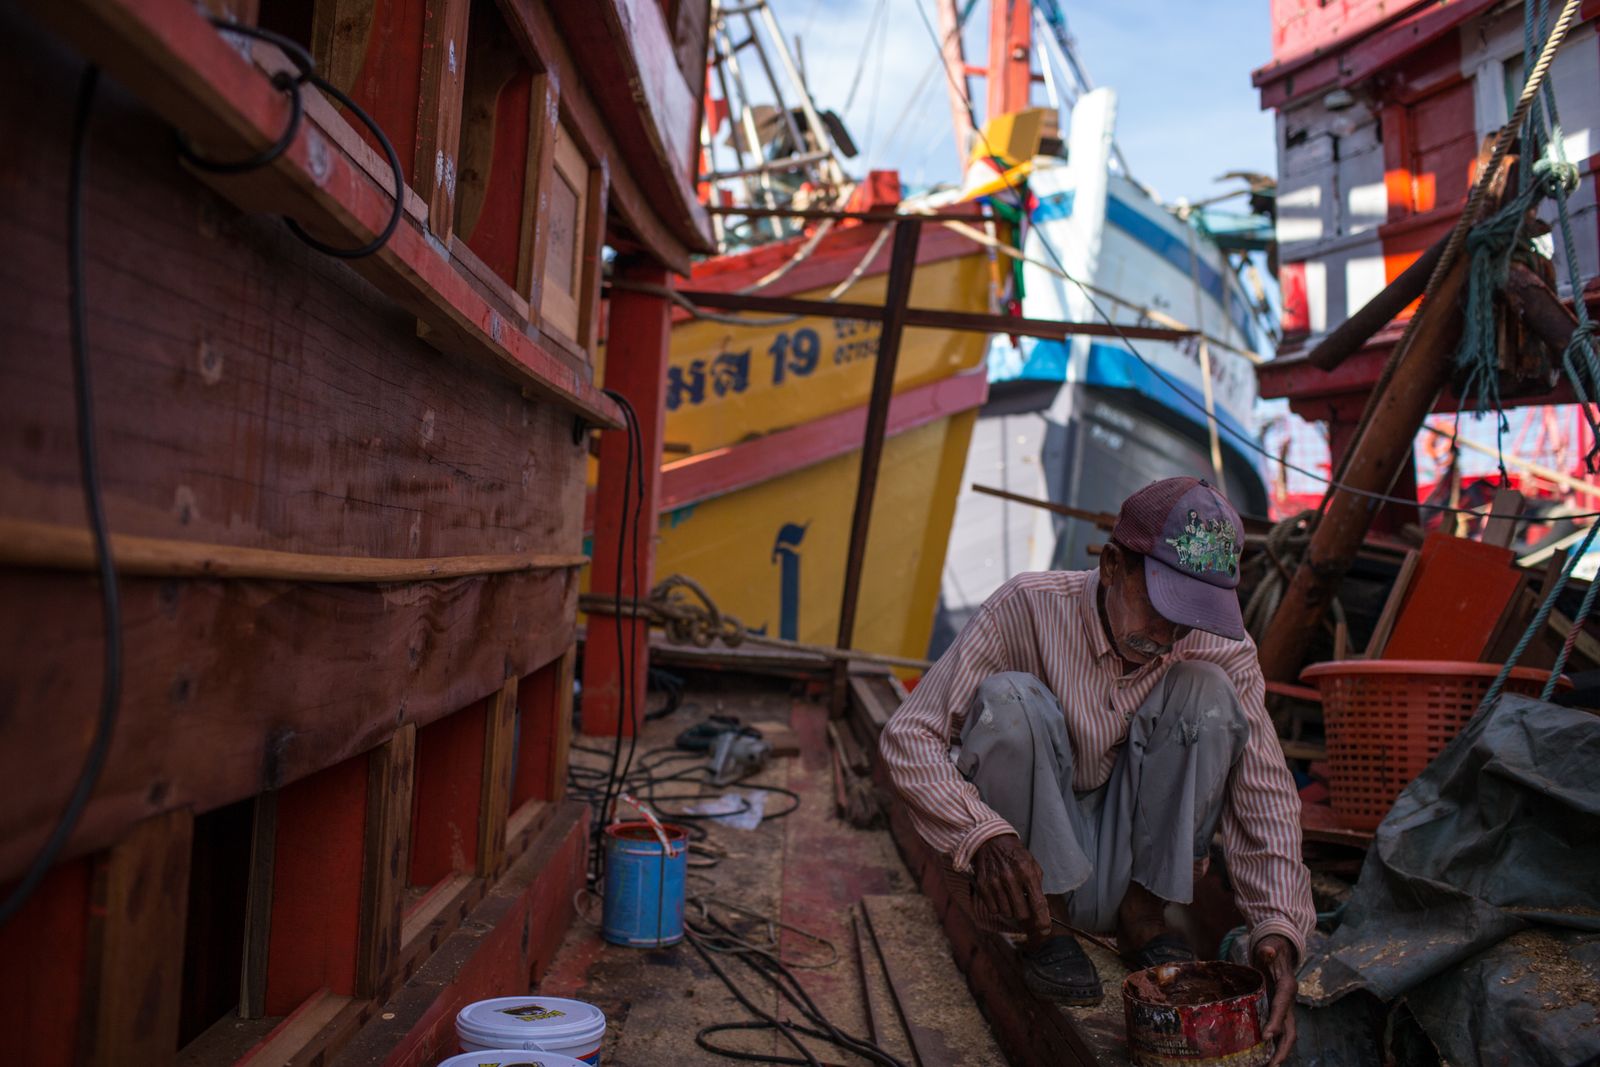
top-left (954, 663), bottom-right (1248, 933)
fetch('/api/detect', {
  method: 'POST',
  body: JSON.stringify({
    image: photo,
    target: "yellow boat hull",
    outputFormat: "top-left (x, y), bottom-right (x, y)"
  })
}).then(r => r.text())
top-left (592, 226), bottom-right (993, 666)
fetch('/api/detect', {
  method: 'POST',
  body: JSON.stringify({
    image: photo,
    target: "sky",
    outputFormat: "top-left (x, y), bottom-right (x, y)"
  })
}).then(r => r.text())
top-left (763, 0), bottom-right (1280, 206)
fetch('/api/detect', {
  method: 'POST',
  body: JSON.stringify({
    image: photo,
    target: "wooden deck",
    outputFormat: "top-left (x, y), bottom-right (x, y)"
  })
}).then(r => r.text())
top-left (538, 680), bottom-right (1006, 1065)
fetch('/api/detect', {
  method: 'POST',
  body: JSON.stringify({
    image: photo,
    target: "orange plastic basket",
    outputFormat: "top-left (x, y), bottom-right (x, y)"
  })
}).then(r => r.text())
top-left (1300, 660), bottom-right (1562, 830)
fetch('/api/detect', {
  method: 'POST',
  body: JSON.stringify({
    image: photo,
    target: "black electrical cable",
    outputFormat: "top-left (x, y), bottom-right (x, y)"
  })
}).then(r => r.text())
top-left (687, 915), bottom-right (907, 1067)
top-left (687, 932), bottom-right (825, 1067)
top-left (592, 387), bottom-right (638, 885)
top-left (177, 23), bottom-right (312, 174)
top-left (614, 397), bottom-right (645, 805)
top-left (177, 70), bottom-right (305, 174)
top-left (181, 19), bottom-right (403, 260)
top-left (0, 65), bottom-right (123, 927)
top-left (282, 72), bottom-right (405, 259)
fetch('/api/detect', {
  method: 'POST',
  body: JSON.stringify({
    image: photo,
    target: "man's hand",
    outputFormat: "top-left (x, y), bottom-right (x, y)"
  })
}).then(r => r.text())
top-left (1252, 934), bottom-right (1298, 1066)
top-left (971, 834), bottom-right (1050, 941)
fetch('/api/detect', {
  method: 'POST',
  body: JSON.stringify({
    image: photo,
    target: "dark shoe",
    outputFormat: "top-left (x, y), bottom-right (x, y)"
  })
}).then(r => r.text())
top-left (1021, 934), bottom-right (1104, 1005)
top-left (1122, 930), bottom-right (1197, 970)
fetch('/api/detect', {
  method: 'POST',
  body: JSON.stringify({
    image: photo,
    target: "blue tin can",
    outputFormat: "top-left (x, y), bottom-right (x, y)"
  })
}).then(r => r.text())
top-left (602, 821), bottom-right (688, 947)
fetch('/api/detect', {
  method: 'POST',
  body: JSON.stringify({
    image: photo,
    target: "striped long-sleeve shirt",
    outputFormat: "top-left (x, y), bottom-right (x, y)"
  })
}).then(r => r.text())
top-left (881, 569), bottom-right (1314, 960)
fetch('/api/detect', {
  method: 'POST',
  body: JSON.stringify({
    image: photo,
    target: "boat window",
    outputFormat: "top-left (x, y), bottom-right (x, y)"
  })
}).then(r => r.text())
top-left (541, 123), bottom-right (590, 345)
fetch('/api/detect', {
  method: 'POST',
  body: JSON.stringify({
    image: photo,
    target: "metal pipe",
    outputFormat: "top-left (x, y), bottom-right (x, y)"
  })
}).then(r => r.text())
top-left (740, 8), bottom-right (808, 178)
top-left (701, 148), bottom-right (833, 182)
top-left (836, 221), bottom-right (922, 659)
top-left (756, 1), bottom-right (844, 189)
top-left (714, 17), bottom-right (785, 238)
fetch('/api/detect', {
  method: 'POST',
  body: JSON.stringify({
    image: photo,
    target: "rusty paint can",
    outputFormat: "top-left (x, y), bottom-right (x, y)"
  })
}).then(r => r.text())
top-left (1122, 961), bottom-right (1270, 1066)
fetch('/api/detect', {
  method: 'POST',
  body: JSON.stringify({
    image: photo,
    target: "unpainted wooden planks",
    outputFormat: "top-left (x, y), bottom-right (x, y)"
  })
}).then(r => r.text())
top-left (83, 809), bottom-right (195, 1066)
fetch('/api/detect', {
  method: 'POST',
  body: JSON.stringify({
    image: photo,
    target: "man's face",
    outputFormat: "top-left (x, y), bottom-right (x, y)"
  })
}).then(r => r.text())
top-left (1101, 544), bottom-right (1191, 664)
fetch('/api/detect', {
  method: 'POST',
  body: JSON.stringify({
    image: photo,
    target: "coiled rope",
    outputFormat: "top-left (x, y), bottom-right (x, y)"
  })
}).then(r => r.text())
top-left (578, 573), bottom-right (934, 672)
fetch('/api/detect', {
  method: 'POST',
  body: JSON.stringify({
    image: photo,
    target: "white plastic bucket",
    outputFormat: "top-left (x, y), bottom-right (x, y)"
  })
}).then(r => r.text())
top-left (455, 997), bottom-right (607, 1066)
top-left (438, 1051), bottom-right (591, 1067)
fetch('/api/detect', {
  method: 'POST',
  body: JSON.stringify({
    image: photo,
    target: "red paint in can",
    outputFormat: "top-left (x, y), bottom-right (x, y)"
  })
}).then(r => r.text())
top-left (1122, 961), bottom-right (1270, 1066)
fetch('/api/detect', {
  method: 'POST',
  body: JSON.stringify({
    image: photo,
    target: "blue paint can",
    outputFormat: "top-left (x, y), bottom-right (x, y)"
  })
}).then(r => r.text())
top-left (602, 821), bottom-right (688, 947)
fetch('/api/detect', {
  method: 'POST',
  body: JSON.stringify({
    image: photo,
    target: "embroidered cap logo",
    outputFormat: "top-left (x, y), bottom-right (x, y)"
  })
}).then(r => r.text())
top-left (1165, 510), bottom-right (1239, 578)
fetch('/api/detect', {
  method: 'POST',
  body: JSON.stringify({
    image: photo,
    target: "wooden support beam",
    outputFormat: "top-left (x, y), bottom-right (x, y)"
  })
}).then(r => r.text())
top-left (669, 286), bottom-right (1195, 342)
top-left (477, 677), bottom-right (518, 877)
top-left (1363, 548), bottom-right (1420, 659)
top-left (832, 220), bottom-right (922, 714)
top-left (523, 70), bottom-right (561, 321)
top-left (1256, 247), bottom-right (1476, 683)
top-left (355, 724), bottom-right (416, 998)
top-left (837, 220), bottom-right (922, 656)
top-left (83, 809), bottom-right (194, 1066)
top-left (0, 568), bottom-right (575, 885)
top-left (413, 0), bottom-right (472, 243)
top-left (971, 484), bottom-right (1118, 529)
top-left (1482, 488), bottom-right (1527, 549)
top-left (1505, 261), bottom-right (1585, 357)
top-left (23, 0), bottom-right (622, 427)
top-left (1306, 231), bottom-right (1448, 371)
top-left (582, 260), bottom-right (672, 737)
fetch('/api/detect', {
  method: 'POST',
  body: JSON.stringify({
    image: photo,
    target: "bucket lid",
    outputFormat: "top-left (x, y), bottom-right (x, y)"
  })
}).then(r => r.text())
top-left (438, 1050), bottom-right (591, 1067)
top-left (455, 996), bottom-right (607, 1051)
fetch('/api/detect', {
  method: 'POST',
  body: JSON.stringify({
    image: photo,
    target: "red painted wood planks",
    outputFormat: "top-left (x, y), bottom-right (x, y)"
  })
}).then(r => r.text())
top-left (266, 755), bottom-right (369, 1014)
top-left (1381, 532), bottom-right (1523, 661)
top-left (0, 859), bottom-right (92, 1067)
top-left (410, 700), bottom-right (489, 889)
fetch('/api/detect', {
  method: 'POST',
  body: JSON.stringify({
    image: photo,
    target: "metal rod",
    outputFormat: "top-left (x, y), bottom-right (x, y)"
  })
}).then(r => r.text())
top-left (837, 220), bottom-right (922, 659)
top-left (741, 7), bottom-right (808, 177)
top-left (702, 148), bottom-right (833, 182)
top-left (670, 287), bottom-right (1196, 342)
top-left (714, 18), bottom-right (785, 237)
top-left (970, 484), bottom-right (1116, 528)
top-left (710, 35), bottom-right (769, 230)
top-left (756, 1), bottom-right (845, 188)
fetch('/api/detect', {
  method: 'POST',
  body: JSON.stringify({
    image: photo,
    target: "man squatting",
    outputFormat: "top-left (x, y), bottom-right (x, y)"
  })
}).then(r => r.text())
top-left (881, 477), bottom-right (1314, 1064)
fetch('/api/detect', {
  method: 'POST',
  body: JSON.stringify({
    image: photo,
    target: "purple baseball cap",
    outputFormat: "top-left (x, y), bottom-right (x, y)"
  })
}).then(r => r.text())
top-left (1111, 477), bottom-right (1246, 641)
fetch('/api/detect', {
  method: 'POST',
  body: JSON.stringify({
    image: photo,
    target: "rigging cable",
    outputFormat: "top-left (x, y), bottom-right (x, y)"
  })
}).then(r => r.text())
top-left (1, 64), bottom-right (122, 927)
top-left (906, 0), bottom-right (1600, 524)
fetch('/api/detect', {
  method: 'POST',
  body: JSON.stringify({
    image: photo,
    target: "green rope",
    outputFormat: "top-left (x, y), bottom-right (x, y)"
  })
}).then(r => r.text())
top-left (1480, 521), bottom-right (1599, 713)
top-left (1473, 0), bottom-right (1600, 713)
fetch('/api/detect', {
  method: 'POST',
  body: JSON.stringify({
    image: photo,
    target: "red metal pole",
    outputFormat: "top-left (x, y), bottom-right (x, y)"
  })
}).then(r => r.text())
top-left (582, 262), bottom-right (670, 737)
top-left (986, 0), bottom-right (1032, 123)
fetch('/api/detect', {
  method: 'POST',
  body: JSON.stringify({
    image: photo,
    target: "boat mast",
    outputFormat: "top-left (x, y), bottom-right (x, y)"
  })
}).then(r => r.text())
top-left (987, 0), bottom-right (1034, 122)
top-left (934, 0), bottom-right (975, 171)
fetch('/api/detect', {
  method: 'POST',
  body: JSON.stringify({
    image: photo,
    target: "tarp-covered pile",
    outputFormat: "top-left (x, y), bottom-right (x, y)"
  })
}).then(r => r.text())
top-left (1297, 694), bottom-right (1600, 1066)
